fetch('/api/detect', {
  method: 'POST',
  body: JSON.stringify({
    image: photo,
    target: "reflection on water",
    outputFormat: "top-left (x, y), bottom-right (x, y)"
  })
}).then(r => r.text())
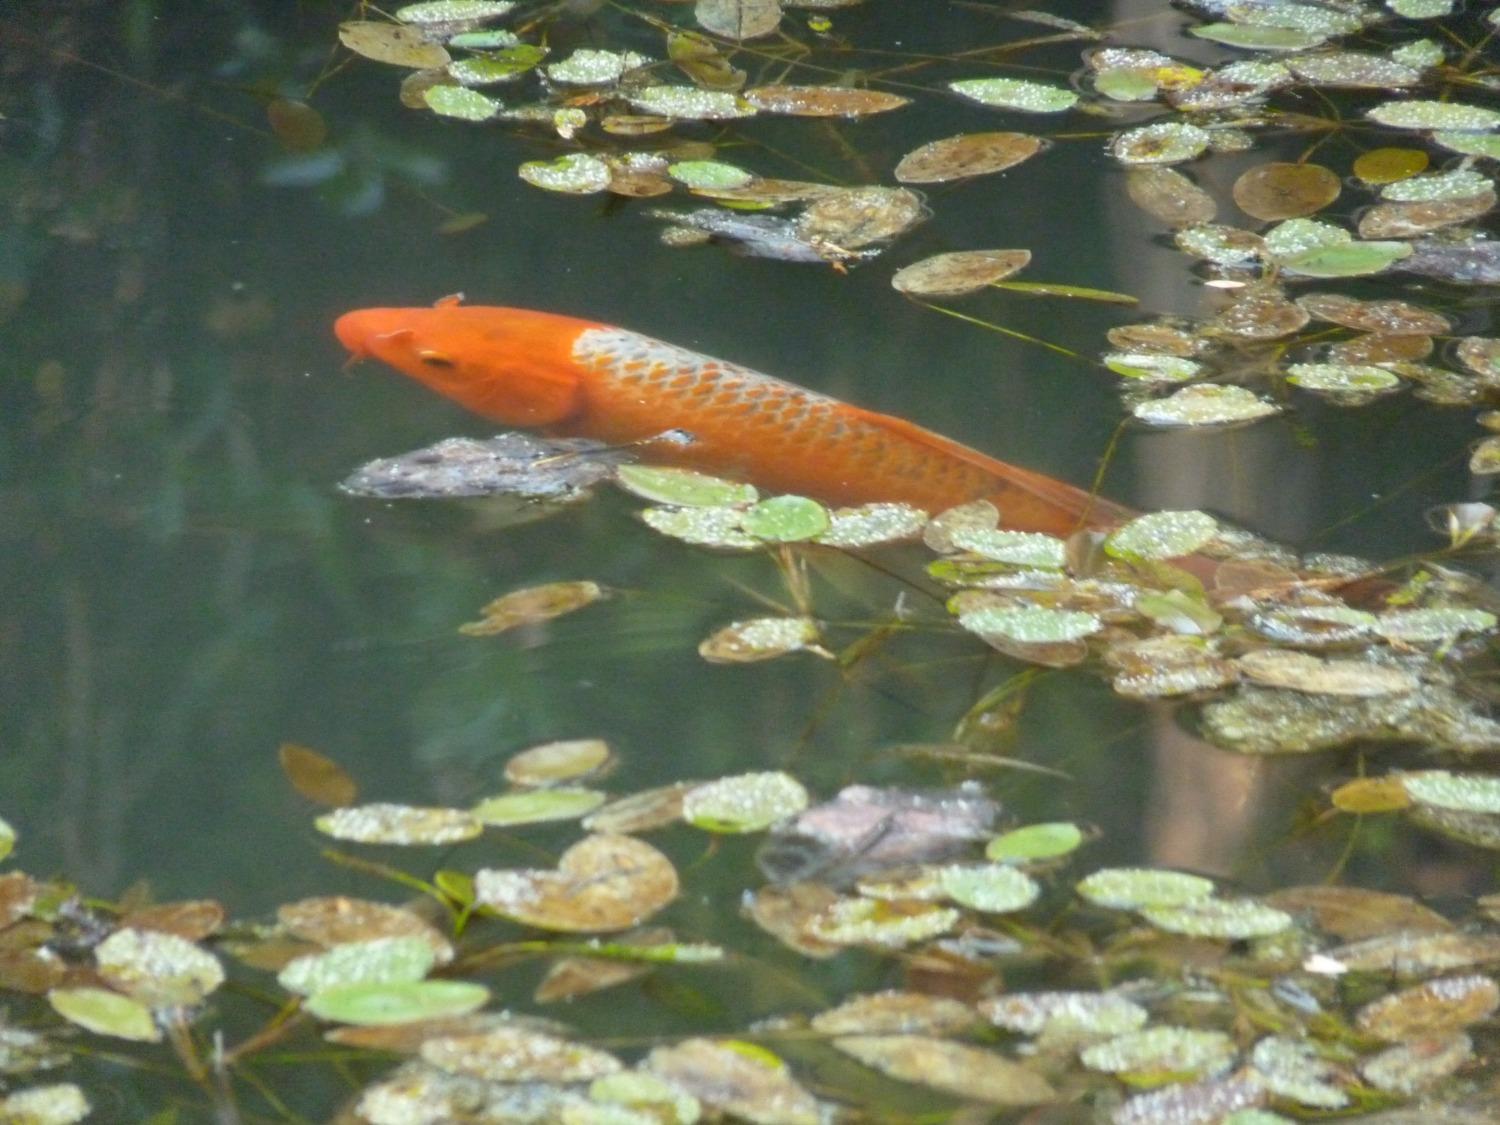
top-left (4, 0), bottom-right (1500, 1117)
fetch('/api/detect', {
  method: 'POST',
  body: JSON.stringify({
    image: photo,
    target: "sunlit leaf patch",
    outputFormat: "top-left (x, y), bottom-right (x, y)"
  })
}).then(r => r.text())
top-left (475, 833), bottom-right (680, 932)
top-left (421, 1025), bottom-right (622, 1082)
top-left (641, 506), bottom-right (760, 550)
top-left (833, 1035), bottom-right (1056, 1105)
top-left (645, 1039), bottom-right (821, 1125)
top-left (1132, 384), bottom-right (1280, 427)
top-left (810, 991), bottom-right (977, 1035)
top-left (1400, 770), bottom-right (1500, 814)
top-left (1355, 974), bottom-right (1499, 1040)
top-left (946, 527), bottom-right (1065, 567)
top-left (546, 48), bottom-right (651, 84)
top-left (1367, 100), bottom-right (1500, 131)
top-left (629, 87), bottom-right (757, 120)
top-left (1174, 223), bottom-right (1264, 265)
top-left (396, 1), bottom-right (515, 22)
top-left (935, 862), bottom-right (1040, 913)
top-left (739, 495), bottom-right (830, 541)
top-left (471, 787), bottom-right (607, 826)
top-left (1076, 867), bottom-right (1214, 909)
top-left (891, 249), bottom-right (1030, 296)
top-left (1376, 606), bottom-right (1496, 643)
top-left (894, 132), bottom-right (1044, 183)
top-left (796, 186), bottom-right (926, 249)
top-left (1237, 650), bottom-right (1418, 696)
top-left (806, 897), bottom-right (961, 947)
top-left (980, 990), bottom-right (1148, 1037)
top-left (505, 738), bottom-right (613, 786)
top-left (667, 160), bottom-right (755, 191)
top-left (315, 803), bottom-right (483, 845)
top-left (518, 153), bottom-right (613, 193)
top-left (1382, 168), bottom-right (1492, 202)
top-left (958, 603), bottom-right (1102, 643)
top-left (1287, 51), bottom-right (1419, 87)
top-left (1109, 121), bottom-right (1211, 165)
top-left (95, 927), bottom-right (224, 1008)
top-left (1141, 897), bottom-right (1293, 939)
top-left (618, 465), bottom-right (759, 507)
top-left (814, 503), bottom-right (927, 548)
top-left (1249, 1036), bottom-right (1347, 1108)
top-left (1104, 353), bottom-right (1202, 382)
top-left (1080, 1026), bottom-right (1237, 1079)
top-left (1285, 362), bottom-right (1402, 400)
top-left (1106, 510), bottom-right (1218, 560)
top-left (0, 1085), bottom-right (90, 1124)
top-left (948, 77), bottom-right (1078, 113)
top-left (305, 980), bottom-right (490, 1026)
top-left (1361, 1032), bottom-right (1472, 1094)
top-left (699, 616), bottom-right (823, 662)
top-left (277, 936), bottom-right (436, 996)
top-left (743, 85), bottom-right (910, 117)
top-left (339, 22), bottom-right (452, 68)
top-left (683, 771), bottom-right (808, 832)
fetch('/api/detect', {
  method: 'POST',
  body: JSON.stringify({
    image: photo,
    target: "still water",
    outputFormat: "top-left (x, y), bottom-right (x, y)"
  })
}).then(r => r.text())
top-left (3, 0), bottom-right (1498, 1119)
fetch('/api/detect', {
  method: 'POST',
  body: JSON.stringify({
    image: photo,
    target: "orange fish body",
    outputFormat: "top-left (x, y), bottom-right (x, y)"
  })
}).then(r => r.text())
top-left (334, 298), bottom-right (1133, 535)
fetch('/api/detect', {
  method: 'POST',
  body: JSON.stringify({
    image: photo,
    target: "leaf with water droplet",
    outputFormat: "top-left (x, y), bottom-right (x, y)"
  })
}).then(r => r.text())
top-left (949, 77), bottom-right (1077, 113)
top-left (683, 772), bottom-right (808, 833)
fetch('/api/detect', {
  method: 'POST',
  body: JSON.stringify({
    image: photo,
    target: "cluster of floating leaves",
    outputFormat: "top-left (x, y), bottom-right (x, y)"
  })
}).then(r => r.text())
top-left (11, 730), bottom-right (1500, 1119)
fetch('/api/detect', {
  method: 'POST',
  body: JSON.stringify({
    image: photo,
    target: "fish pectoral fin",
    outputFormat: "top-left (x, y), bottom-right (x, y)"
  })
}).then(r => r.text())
top-left (488, 365), bottom-right (585, 427)
top-left (847, 405), bottom-right (1135, 529)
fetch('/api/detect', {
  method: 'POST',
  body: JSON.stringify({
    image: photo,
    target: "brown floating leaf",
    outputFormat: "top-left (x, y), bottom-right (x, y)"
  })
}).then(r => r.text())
top-left (1111, 1072), bottom-right (1265, 1125)
top-left (475, 834), bottom-right (679, 933)
top-left (1209, 285), bottom-right (1309, 340)
top-left (1296, 292), bottom-right (1450, 335)
top-left (279, 742), bottom-right (358, 808)
top-left (1360, 1033), bottom-right (1472, 1095)
top-left (834, 1035), bottom-right (1056, 1105)
top-left (744, 882), bottom-right (842, 959)
top-left (459, 580), bottom-right (606, 637)
top-left (1358, 192), bottom-right (1497, 239)
top-left (810, 991), bottom-right (977, 1036)
top-left (266, 99), bottom-right (327, 151)
top-left (1355, 975), bottom-right (1500, 1042)
top-left (583, 782), bottom-right (693, 834)
top-left (894, 132), bottom-right (1044, 184)
top-left (745, 84), bottom-right (909, 117)
top-left (1106, 321), bottom-right (1203, 357)
top-left (1125, 167), bottom-right (1217, 227)
top-left (695, 0), bottom-right (782, 40)
top-left (1325, 333), bottom-right (1431, 364)
top-left (1314, 930), bottom-right (1500, 975)
top-left (1264, 885), bottom-right (1448, 940)
top-left (1236, 650), bottom-right (1418, 697)
top-left (1329, 777), bottom-right (1413, 815)
top-left (122, 900), bottom-right (226, 942)
top-left (647, 1038), bottom-right (821, 1125)
top-left (1232, 162), bottom-right (1341, 221)
top-left (0, 873), bottom-right (39, 929)
top-left (421, 1025), bottom-right (622, 1082)
top-left (891, 249), bottom-right (1030, 297)
top-left (338, 21), bottom-right (451, 68)
top-left (796, 186), bottom-right (926, 249)
top-left (534, 928), bottom-right (671, 1003)
top-left (505, 738), bottom-right (613, 786)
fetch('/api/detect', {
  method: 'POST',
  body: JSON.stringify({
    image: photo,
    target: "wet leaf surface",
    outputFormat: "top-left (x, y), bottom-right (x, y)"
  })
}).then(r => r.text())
top-left (475, 834), bottom-right (680, 932)
top-left (894, 132), bottom-right (1044, 184)
top-left (891, 249), bottom-right (1030, 296)
top-left (834, 1035), bottom-right (1056, 1105)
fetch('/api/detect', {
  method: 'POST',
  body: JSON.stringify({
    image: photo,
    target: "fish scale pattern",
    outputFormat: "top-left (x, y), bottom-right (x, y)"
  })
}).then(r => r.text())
top-left (571, 326), bottom-right (1001, 508)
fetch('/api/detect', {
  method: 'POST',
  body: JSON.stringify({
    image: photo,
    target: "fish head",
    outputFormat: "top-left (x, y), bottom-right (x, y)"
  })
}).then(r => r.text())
top-left (334, 303), bottom-right (592, 427)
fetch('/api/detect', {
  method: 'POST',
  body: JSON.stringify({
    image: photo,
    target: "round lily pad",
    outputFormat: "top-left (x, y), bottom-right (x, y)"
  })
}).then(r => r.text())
top-left (1109, 121), bottom-right (1211, 166)
top-left (518, 153), bottom-right (612, 194)
top-left (641, 506), bottom-right (759, 550)
top-left (1141, 897), bottom-right (1294, 939)
top-left (740, 495), bottom-right (831, 542)
top-left (315, 803), bottom-right (483, 845)
top-left (938, 864), bottom-right (1040, 913)
top-left (1132, 384), bottom-right (1280, 427)
top-left (1367, 100), bottom-right (1500, 131)
top-left (947, 527), bottom-right (1066, 567)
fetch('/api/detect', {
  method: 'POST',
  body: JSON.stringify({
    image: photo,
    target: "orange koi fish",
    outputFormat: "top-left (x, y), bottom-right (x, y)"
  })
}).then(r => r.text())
top-left (334, 296), bottom-right (1134, 535)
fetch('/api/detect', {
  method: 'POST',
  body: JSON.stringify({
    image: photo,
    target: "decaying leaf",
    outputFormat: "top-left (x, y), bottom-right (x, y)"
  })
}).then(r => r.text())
top-left (475, 834), bottom-right (680, 932)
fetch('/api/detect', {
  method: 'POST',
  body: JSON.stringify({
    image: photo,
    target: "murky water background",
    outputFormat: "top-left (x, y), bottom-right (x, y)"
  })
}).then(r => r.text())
top-left (3, 0), bottom-right (1497, 1116)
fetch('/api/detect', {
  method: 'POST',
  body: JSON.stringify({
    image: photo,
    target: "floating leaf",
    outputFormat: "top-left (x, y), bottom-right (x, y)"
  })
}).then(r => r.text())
top-left (744, 85), bottom-right (909, 117)
top-left (1432, 130), bottom-right (1500, 158)
top-left (683, 772), bottom-right (808, 833)
top-left (646, 1039), bottom-right (821, 1125)
top-left (1368, 100), bottom-right (1500, 131)
top-left (938, 864), bottom-right (1040, 912)
top-left (459, 580), bottom-right (605, 637)
top-left (1264, 884), bottom-right (1447, 939)
top-left (279, 742), bottom-right (358, 807)
top-left (1296, 293), bottom-right (1448, 334)
top-left (807, 897), bottom-right (960, 947)
top-left (422, 1025), bottom-right (621, 1081)
top-left (1376, 606), bottom-right (1495, 643)
top-left (699, 617), bottom-right (822, 663)
top-left (1108, 635), bottom-right (1238, 698)
top-left (1081, 1026), bottom-right (1236, 1078)
top-left (518, 153), bottom-right (612, 194)
top-left (505, 739), bottom-right (612, 786)
top-left (1383, 168), bottom-right (1491, 203)
top-left (1109, 121), bottom-right (1211, 165)
top-left (1361, 1033), bottom-right (1472, 1094)
top-left (834, 1036), bottom-right (1055, 1105)
top-left (1133, 384), bottom-right (1280, 427)
top-left (48, 987), bottom-right (160, 1042)
top-left (949, 77), bottom-right (1077, 113)
top-left (1401, 770), bottom-right (1500, 813)
top-left (1190, 24), bottom-right (1327, 50)
top-left (1353, 146), bottom-right (1429, 185)
top-left (811, 991), bottom-right (977, 1036)
top-left (475, 834), bottom-right (679, 932)
top-left (1355, 974), bottom-right (1499, 1041)
top-left (547, 48), bottom-right (650, 84)
top-left (959, 604), bottom-right (1102, 643)
top-left (1112, 1074), bottom-right (1266, 1125)
top-left (641, 506), bottom-right (760, 550)
top-left (0, 1085), bottom-right (90, 1124)
top-left (1287, 51), bottom-right (1418, 87)
top-left (815, 503), bottom-right (927, 548)
top-left (305, 980), bottom-right (489, 1026)
top-left (1142, 897), bottom-right (1293, 939)
top-left (472, 787), bottom-right (606, 826)
top-left (339, 21), bottom-right (452, 68)
top-left (315, 803), bottom-right (482, 845)
top-left (1237, 650), bottom-right (1418, 698)
top-left (584, 782), bottom-right (694, 834)
top-left (279, 896), bottom-right (453, 962)
top-left (617, 465), bottom-right (758, 506)
top-left (447, 44), bottom-right (544, 86)
top-left (1125, 167), bottom-right (1217, 227)
top-left (1107, 510), bottom-right (1218, 561)
top-left (739, 495), bottom-right (830, 541)
top-left (695, 0), bottom-right (781, 40)
top-left (629, 86), bottom-right (756, 120)
top-left (278, 937), bottom-right (436, 996)
top-left (891, 249), bottom-right (1030, 296)
top-left (667, 160), bottom-right (754, 192)
top-left (797, 186), bottom-right (926, 248)
top-left (947, 527), bottom-right (1065, 567)
top-left (1232, 162), bottom-right (1340, 221)
top-left (1077, 867), bottom-right (1214, 910)
top-left (1249, 1035), bottom-right (1348, 1108)
top-left (0, 815), bottom-right (14, 863)
top-left (266, 99), bottom-right (327, 151)
top-left (1175, 223), bottom-right (1264, 265)
top-left (1312, 930), bottom-right (1500, 975)
top-left (986, 822), bottom-right (1083, 863)
top-left (96, 928), bottom-right (224, 1008)
top-left (1104, 353), bottom-right (1202, 382)
top-left (980, 991), bottom-right (1148, 1037)
top-left (587, 1070), bottom-right (702, 1123)
top-left (396, 1), bottom-right (514, 22)
top-left (894, 132), bottom-right (1043, 184)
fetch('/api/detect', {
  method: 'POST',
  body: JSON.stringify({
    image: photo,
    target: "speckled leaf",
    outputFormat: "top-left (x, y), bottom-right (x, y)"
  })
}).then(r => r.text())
top-left (279, 896), bottom-right (453, 961)
top-left (475, 834), bottom-right (679, 933)
top-left (947, 527), bottom-right (1065, 567)
top-left (1110, 122), bottom-right (1211, 165)
top-left (1361, 1033), bottom-right (1471, 1094)
top-left (1077, 867), bottom-right (1214, 909)
top-left (699, 617), bottom-right (822, 663)
top-left (617, 465), bottom-right (758, 507)
top-left (683, 771), bottom-right (808, 832)
top-left (1376, 606), bottom-right (1495, 643)
top-left (894, 132), bottom-right (1043, 183)
top-left (519, 153), bottom-right (612, 194)
top-left (1237, 650), bottom-right (1418, 696)
top-left (806, 896), bottom-right (960, 947)
top-left (278, 937), bottom-right (436, 996)
top-left (421, 1025), bottom-right (622, 1081)
top-left (744, 85), bottom-right (909, 116)
top-left (811, 991), bottom-right (977, 1036)
top-left (96, 927), bottom-right (224, 1008)
top-left (629, 86), bottom-right (757, 120)
top-left (938, 864), bottom-right (1040, 912)
top-left (949, 77), bottom-right (1077, 113)
top-left (1083, 1026), bottom-right (1236, 1079)
top-left (396, 1), bottom-right (514, 21)
top-left (1400, 770), bottom-right (1500, 813)
top-left (834, 1035), bottom-right (1056, 1105)
top-left (1355, 974), bottom-right (1499, 1041)
top-left (339, 21), bottom-right (451, 68)
top-left (641, 506), bottom-right (760, 550)
top-left (892, 249), bottom-right (1030, 296)
top-left (959, 604), bottom-right (1101, 643)
top-left (315, 803), bottom-right (483, 845)
top-left (815, 503), bottom-right (927, 548)
top-left (646, 1039), bottom-right (820, 1125)
top-left (0, 1085), bottom-right (90, 1124)
top-left (980, 990), bottom-right (1148, 1037)
top-left (1133, 384), bottom-right (1280, 427)
top-left (1249, 1036), bottom-right (1348, 1108)
top-left (1106, 510), bottom-right (1218, 560)
top-left (1368, 100), bottom-right (1500, 131)
top-left (547, 48), bottom-right (651, 84)
top-left (797, 186), bottom-right (925, 248)
top-left (1142, 897), bottom-right (1293, 939)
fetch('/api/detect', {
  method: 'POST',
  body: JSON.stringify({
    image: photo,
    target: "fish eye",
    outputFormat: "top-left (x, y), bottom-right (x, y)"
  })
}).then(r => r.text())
top-left (418, 350), bottom-right (456, 369)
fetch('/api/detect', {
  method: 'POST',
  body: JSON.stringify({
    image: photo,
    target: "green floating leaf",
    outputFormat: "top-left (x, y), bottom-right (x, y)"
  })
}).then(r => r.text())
top-left (1142, 897), bottom-right (1294, 939)
top-left (47, 987), bottom-right (161, 1043)
top-left (1283, 240), bottom-right (1411, 278)
top-left (0, 1084), bottom-right (90, 1124)
top-left (1389, 0), bottom-right (1451, 14)
top-left (0, 814), bottom-right (14, 863)
top-left (1432, 131), bottom-right (1500, 158)
top-left (1080, 1026), bottom-right (1237, 1078)
top-left (947, 527), bottom-right (1066, 568)
top-left (305, 980), bottom-right (490, 1026)
top-left (668, 160), bottom-right (755, 191)
top-left (518, 153), bottom-right (612, 194)
top-left (986, 821), bottom-right (1084, 863)
top-left (1376, 606), bottom-right (1496, 643)
top-left (1383, 168), bottom-right (1492, 202)
top-left (96, 927), bottom-right (224, 1008)
top-left (315, 803), bottom-right (483, 845)
top-left (740, 495), bottom-right (831, 542)
top-left (1076, 867), bottom-right (1214, 910)
top-left (1251, 1035), bottom-right (1350, 1108)
top-left (1106, 510), bottom-right (1218, 561)
top-left (949, 77), bottom-right (1078, 113)
top-left (589, 1071), bottom-right (702, 1124)
top-left (1190, 23), bottom-right (1327, 50)
top-left (938, 864), bottom-right (1040, 913)
top-left (471, 787), bottom-right (606, 826)
top-left (1368, 100), bottom-right (1500, 131)
top-left (278, 937), bottom-right (437, 997)
top-left (980, 990), bottom-right (1148, 1037)
top-left (807, 897), bottom-right (960, 947)
top-left (816, 503), bottom-right (927, 548)
top-left (1133, 384), bottom-right (1280, 427)
top-left (958, 605), bottom-right (1103, 643)
top-left (396, 1), bottom-right (515, 23)
top-left (1104, 353), bottom-right (1202, 382)
top-left (617, 465), bottom-right (758, 507)
top-left (547, 48), bottom-right (651, 85)
top-left (1400, 770), bottom-right (1500, 814)
top-left (447, 45), bottom-right (545, 85)
top-left (1286, 363), bottom-right (1402, 395)
top-left (629, 86), bottom-right (757, 120)
top-left (683, 771), bottom-right (809, 833)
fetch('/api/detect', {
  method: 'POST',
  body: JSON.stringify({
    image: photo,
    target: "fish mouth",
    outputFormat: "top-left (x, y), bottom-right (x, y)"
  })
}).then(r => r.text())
top-left (333, 311), bottom-right (371, 360)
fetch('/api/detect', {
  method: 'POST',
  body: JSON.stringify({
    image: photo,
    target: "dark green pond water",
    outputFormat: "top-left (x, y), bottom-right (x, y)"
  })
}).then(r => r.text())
top-left (4, 0), bottom-right (1500, 1120)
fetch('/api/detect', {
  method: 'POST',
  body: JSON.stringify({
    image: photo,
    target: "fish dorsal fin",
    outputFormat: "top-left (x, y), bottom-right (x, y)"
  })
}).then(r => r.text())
top-left (434, 293), bottom-right (465, 308)
top-left (847, 405), bottom-right (1136, 532)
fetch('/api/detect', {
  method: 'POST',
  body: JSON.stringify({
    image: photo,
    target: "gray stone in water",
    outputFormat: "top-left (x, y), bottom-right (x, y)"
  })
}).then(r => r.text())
top-left (339, 433), bottom-right (625, 500)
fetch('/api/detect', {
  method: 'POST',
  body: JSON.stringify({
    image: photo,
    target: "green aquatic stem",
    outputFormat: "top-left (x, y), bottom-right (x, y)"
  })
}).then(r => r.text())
top-left (318, 849), bottom-right (455, 919)
top-left (918, 301), bottom-right (1086, 361)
